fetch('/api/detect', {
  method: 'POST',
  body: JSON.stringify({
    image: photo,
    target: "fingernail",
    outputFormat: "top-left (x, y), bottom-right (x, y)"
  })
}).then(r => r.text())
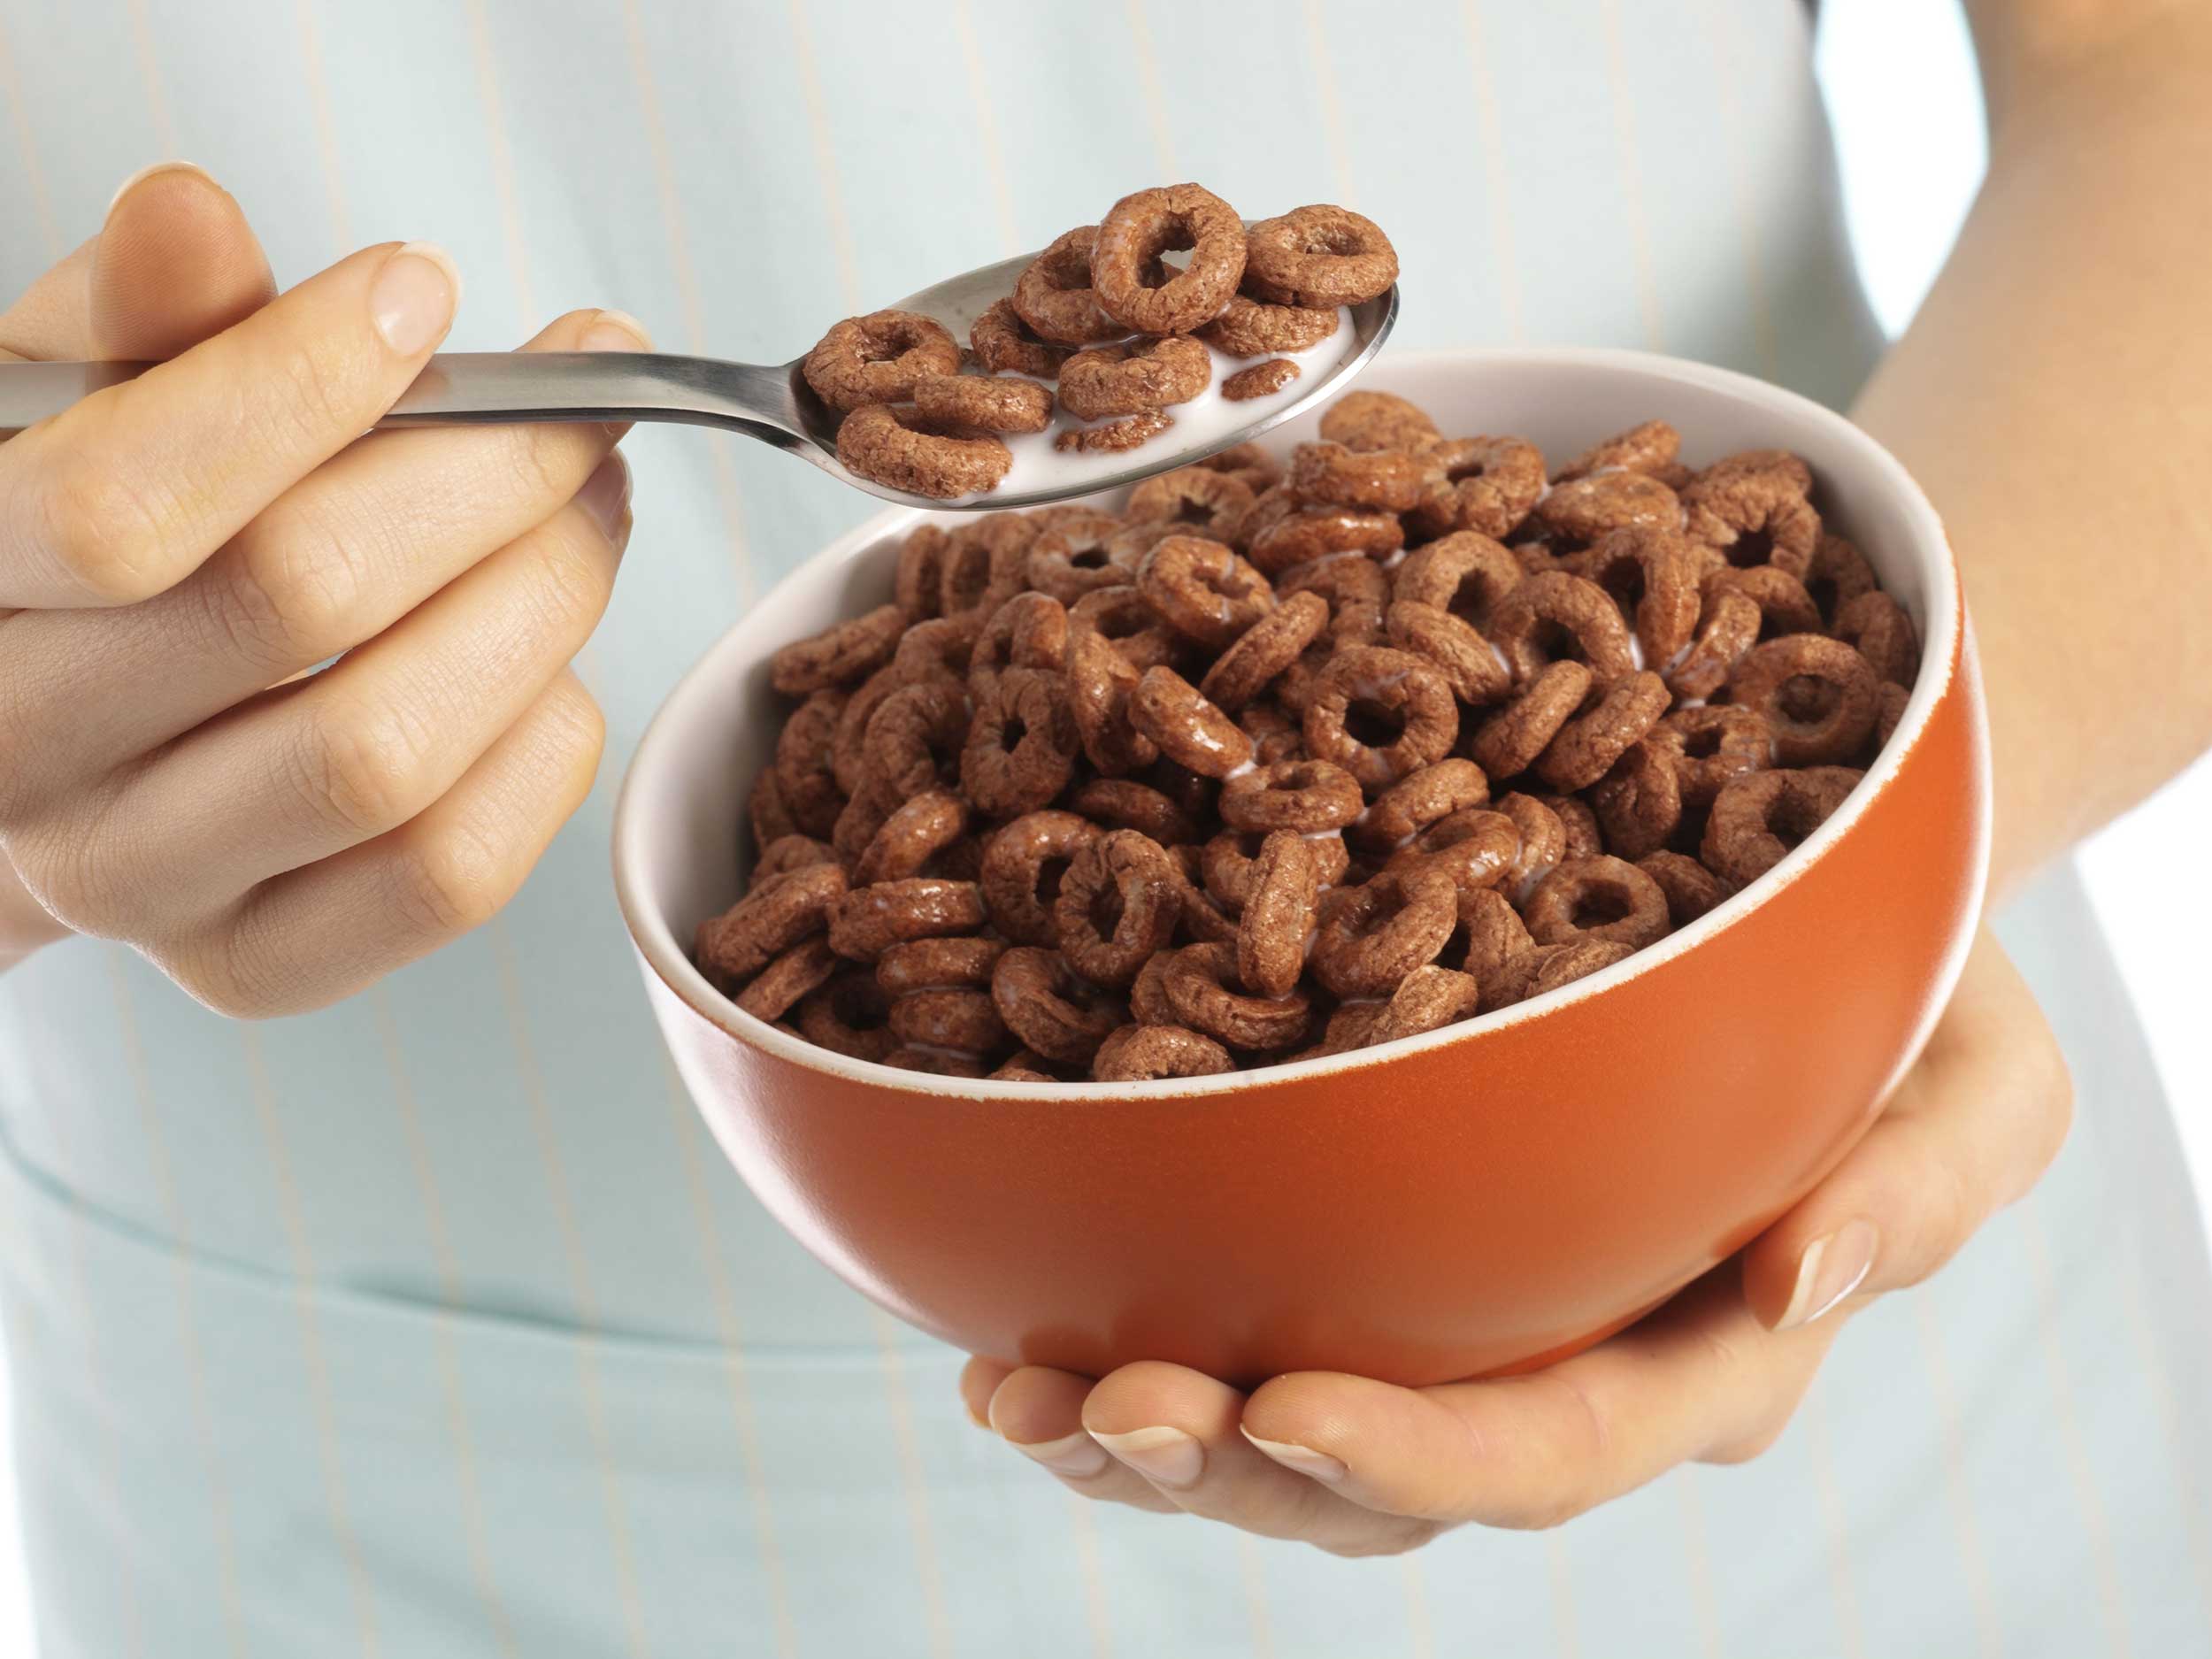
top-left (1777, 1217), bottom-right (1879, 1331)
top-left (575, 452), bottom-right (632, 539)
top-left (107, 160), bottom-right (211, 217)
top-left (1093, 1425), bottom-right (1203, 1489)
top-left (1008, 1431), bottom-right (1109, 1479)
top-left (1240, 1428), bottom-right (1348, 1484)
top-left (371, 242), bottom-right (460, 356)
top-left (580, 308), bottom-right (652, 352)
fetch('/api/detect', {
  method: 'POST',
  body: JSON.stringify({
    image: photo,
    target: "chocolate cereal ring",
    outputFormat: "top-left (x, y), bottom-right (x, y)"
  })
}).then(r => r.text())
top-left (1247, 506), bottom-right (1404, 577)
top-left (1304, 646), bottom-right (1458, 792)
top-left (1725, 635), bottom-right (1879, 766)
top-left (1386, 807), bottom-right (1518, 921)
top-left (1163, 942), bottom-right (1311, 1050)
top-left (1393, 531), bottom-right (1524, 626)
top-left (970, 296), bottom-right (1073, 378)
top-left (853, 789), bottom-right (969, 886)
top-left (1535, 670), bottom-right (1671, 792)
top-left (1012, 226), bottom-right (1129, 345)
top-left (1532, 471), bottom-right (1682, 549)
top-left (1054, 410), bottom-right (1175, 454)
top-left (1831, 590), bottom-right (1920, 687)
top-left (1237, 702), bottom-right (1305, 764)
top-left (1091, 183), bottom-right (1248, 334)
top-left (887, 987), bottom-right (1006, 1055)
top-left (969, 593), bottom-right (1070, 695)
top-left (1417, 438), bottom-right (1548, 540)
top-left (1196, 441), bottom-right (1281, 495)
top-left (1289, 442), bottom-right (1432, 511)
top-left (1635, 851), bottom-right (1729, 926)
top-left (875, 936), bottom-right (1006, 996)
top-left (1237, 831), bottom-right (1324, 997)
top-left (1682, 466), bottom-right (1820, 572)
top-left (1091, 1023), bottom-right (1234, 1081)
top-left (1665, 589), bottom-right (1761, 702)
top-left (1199, 292), bottom-right (1340, 355)
top-left (796, 971), bottom-right (895, 1062)
top-left (1138, 534), bottom-right (1274, 647)
top-left (961, 666), bottom-right (1079, 818)
top-left (1055, 829), bottom-right (1186, 987)
top-left (1386, 601), bottom-right (1513, 705)
top-left (913, 372), bottom-right (1054, 434)
top-left (1461, 887), bottom-right (1536, 1003)
top-left (883, 1046), bottom-right (990, 1078)
top-left (895, 524), bottom-right (950, 620)
top-left (770, 603), bottom-right (905, 695)
top-left (1320, 390), bottom-right (1439, 454)
top-left (1355, 758), bottom-right (1490, 853)
top-left (1589, 738), bottom-right (1682, 861)
top-left (1554, 419), bottom-right (1681, 483)
top-left (1221, 359), bottom-right (1300, 401)
top-left (1243, 204), bottom-right (1399, 307)
top-left (1467, 660), bottom-right (1592, 779)
top-left (1704, 564), bottom-right (1824, 640)
top-left (1524, 856), bottom-right (1671, 950)
top-left (1200, 826), bottom-right (1348, 910)
top-left (1069, 584), bottom-right (1181, 671)
top-left (836, 404), bottom-right (1012, 500)
top-left (1199, 590), bottom-right (1329, 712)
top-left (1070, 778), bottom-right (1202, 845)
top-left (1801, 534), bottom-right (1879, 624)
top-left (1518, 938), bottom-right (1637, 1002)
top-left (1058, 336), bottom-right (1212, 420)
top-left (736, 937), bottom-right (841, 1023)
top-left (695, 863), bottom-right (848, 992)
top-left (754, 833), bottom-right (838, 881)
top-left (1365, 965), bottom-right (1483, 1046)
top-left (1026, 511), bottom-right (1136, 603)
top-left (1571, 526), bottom-right (1702, 669)
top-left (802, 310), bottom-right (961, 413)
top-left (865, 676), bottom-right (968, 797)
top-left (1129, 665), bottom-right (1254, 779)
top-left (1127, 465), bottom-right (1257, 538)
top-left (940, 513), bottom-right (1039, 618)
top-left (1496, 791), bottom-right (1568, 899)
top-left (1653, 703), bottom-right (1772, 808)
top-left (991, 947), bottom-right (1127, 1064)
top-left (774, 689), bottom-right (848, 836)
top-left (1217, 759), bottom-right (1362, 834)
top-left (1701, 766), bottom-right (1863, 885)
top-left (826, 878), bottom-right (987, 963)
top-left (979, 810), bottom-right (1100, 946)
top-left (1310, 868), bottom-right (1458, 998)
top-left (1064, 626), bottom-right (1159, 776)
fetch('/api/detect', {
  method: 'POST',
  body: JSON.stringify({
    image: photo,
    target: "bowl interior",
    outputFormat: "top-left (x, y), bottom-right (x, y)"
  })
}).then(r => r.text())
top-left (615, 347), bottom-right (1961, 1095)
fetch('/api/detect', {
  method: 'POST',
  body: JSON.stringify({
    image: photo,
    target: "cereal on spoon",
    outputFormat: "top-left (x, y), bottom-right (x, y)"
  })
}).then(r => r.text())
top-left (800, 184), bottom-right (1400, 498)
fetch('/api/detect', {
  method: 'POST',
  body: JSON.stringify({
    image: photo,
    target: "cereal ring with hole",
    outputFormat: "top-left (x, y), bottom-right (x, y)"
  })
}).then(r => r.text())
top-left (1129, 665), bottom-right (1254, 779)
top-left (1525, 856), bottom-right (1671, 949)
top-left (736, 937), bottom-right (841, 1022)
top-left (1571, 526), bottom-right (1702, 669)
top-left (1200, 590), bottom-right (1329, 712)
top-left (1682, 467), bottom-right (1820, 571)
top-left (1138, 534), bottom-right (1274, 647)
top-left (830, 779), bottom-right (897, 866)
top-left (1091, 183), bottom-right (1248, 334)
top-left (1247, 506), bottom-right (1403, 576)
top-left (1701, 766), bottom-right (1863, 885)
top-left (1012, 226), bottom-right (1130, 344)
top-left (1635, 851), bottom-right (1729, 926)
top-left (802, 311), bottom-right (962, 412)
top-left (1590, 739), bottom-right (1682, 861)
top-left (865, 676), bottom-right (969, 798)
top-left (1055, 829), bottom-right (1185, 987)
top-left (796, 971), bottom-right (895, 1062)
top-left (1293, 1002), bottom-right (1384, 1060)
top-left (1069, 585), bottom-right (1181, 671)
top-left (1801, 533), bottom-right (1878, 624)
top-left (894, 612), bottom-right (981, 680)
top-left (1461, 887), bottom-right (1536, 999)
top-left (979, 810), bottom-right (1099, 946)
top-left (1163, 942), bottom-right (1311, 1050)
top-left (1055, 410), bottom-right (1176, 453)
top-left (1495, 791), bottom-right (1568, 899)
top-left (1070, 779), bottom-right (1201, 845)
top-left (1535, 671), bottom-right (1671, 792)
top-left (1393, 531), bottom-right (1523, 625)
top-left (1532, 471), bottom-right (1682, 549)
top-left (1538, 794), bottom-right (1602, 858)
top-left (1064, 628), bottom-right (1159, 776)
top-left (1726, 635), bottom-right (1880, 766)
top-left (1222, 359), bottom-right (1300, 401)
top-left (1218, 758), bottom-right (1364, 833)
top-left (1356, 758), bottom-right (1491, 853)
top-left (774, 689), bottom-right (849, 836)
top-left (1417, 438), bottom-right (1548, 540)
top-left (887, 987), bottom-right (1006, 1055)
top-left (1831, 590), bottom-right (1920, 687)
top-left (1320, 389), bottom-right (1440, 453)
top-left (1386, 601), bottom-right (1513, 705)
top-left (1198, 441), bottom-right (1281, 496)
top-left (1366, 966), bottom-right (1483, 1046)
top-left (961, 666), bottom-right (1079, 818)
top-left (833, 666), bottom-right (903, 795)
top-left (1289, 442), bottom-right (1432, 511)
top-left (941, 513), bottom-right (1039, 618)
top-left (1026, 511), bottom-right (1135, 604)
top-left (1198, 291), bottom-right (1340, 355)
top-left (1282, 550), bottom-right (1391, 619)
top-left (695, 864), bottom-right (849, 992)
top-left (876, 936), bottom-right (1006, 996)
top-left (969, 593), bottom-right (1070, 698)
top-left (989, 1050), bottom-right (1063, 1083)
top-left (1655, 704), bottom-right (1772, 808)
top-left (1467, 661), bottom-right (1592, 779)
top-left (1058, 336), bottom-right (1213, 420)
top-left (1520, 939), bottom-right (1637, 1002)
top-left (1696, 449), bottom-right (1815, 497)
top-left (755, 833), bottom-right (838, 882)
top-left (884, 1046), bottom-right (990, 1077)
top-left (1176, 876), bottom-right (1240, 945)
top-left (1091, 1024), bottom-right (1234, 1080)
top-left (1243, 204), bottom-right (1399, 307)
top-left (1304, 646), bottom-right (1458, 792)
top-left (1665, 589), bottom-right (1761, 702)
top-left (1488, 572), bottom-right (1638, 685)
top-left (1310, 868), bottom-right (1459, 998)
top-left (914, 371), bottom-right (1054, 434)
top-left (895, 524), bottom-right (950, 621)
top-left (990, 947), bottom-right (1127, 1064)
top-left (837, 404), bottom-right (1012, 500)
top-left (1554, 419), bottom-right (1681, 483)
top-left (1128, 465), bottom-right (1257, 538)
top-left (970, 296), bottom-right (1072, 379)
top-left (1201, 827), bottom-right (1348, 910)
top-left (1704, 565), bottom-right (1824, 641)
top-left (1238, 702), bottom-right (1304, 764)
top-left (771, 603), bottom-right (906, 695)
top-left (1876, 681), bottom-right (1910, 749)
top-left (826, 878), bottom-right (988, 963)
top-left (1236, 831), bottom-right (1324, 997)
top-left (853, 789), bottom-right (969, 886)
top-left (1386, 807), bottom-right (1518, 921)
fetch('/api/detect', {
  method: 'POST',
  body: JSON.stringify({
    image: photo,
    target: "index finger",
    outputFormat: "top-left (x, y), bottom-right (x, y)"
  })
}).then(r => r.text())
top-left (0, 239), bottom-right (458, 608)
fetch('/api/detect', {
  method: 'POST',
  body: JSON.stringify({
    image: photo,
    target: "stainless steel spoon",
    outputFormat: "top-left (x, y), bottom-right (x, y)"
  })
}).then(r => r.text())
top-left (0, 245), bottom-right (1397, 511)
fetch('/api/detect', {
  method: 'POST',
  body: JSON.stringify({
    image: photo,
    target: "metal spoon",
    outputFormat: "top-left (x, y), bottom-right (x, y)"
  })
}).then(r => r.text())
top-left (0, 247), bottom-right (1397, 511)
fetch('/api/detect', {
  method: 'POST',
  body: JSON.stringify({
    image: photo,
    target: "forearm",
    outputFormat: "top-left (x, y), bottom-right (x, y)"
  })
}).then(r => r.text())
top-left (1850, 4), bottom-right (2212, 898)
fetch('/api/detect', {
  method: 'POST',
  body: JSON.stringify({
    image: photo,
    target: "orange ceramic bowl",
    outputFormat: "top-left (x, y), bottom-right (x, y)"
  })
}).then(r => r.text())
top-left (613, 349), bottom-right (1990, 1388)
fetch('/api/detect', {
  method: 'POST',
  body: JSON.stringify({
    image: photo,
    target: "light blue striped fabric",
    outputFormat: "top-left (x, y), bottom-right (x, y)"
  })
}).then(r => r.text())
top-left (0, 3), bottom-right (2207, 1654)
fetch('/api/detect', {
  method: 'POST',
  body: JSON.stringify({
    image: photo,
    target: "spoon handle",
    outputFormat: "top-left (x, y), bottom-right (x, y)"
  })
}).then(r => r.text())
top-left (0, 352), bottom-right (807, 440)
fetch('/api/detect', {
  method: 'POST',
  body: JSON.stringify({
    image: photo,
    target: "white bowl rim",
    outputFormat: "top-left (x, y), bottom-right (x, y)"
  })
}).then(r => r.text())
top-left (614, 346), bottom-right (1987, 1102)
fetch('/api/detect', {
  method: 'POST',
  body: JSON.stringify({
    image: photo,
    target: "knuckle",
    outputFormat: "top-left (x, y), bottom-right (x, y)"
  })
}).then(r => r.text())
top-left (175, 935), bottom-right (278, 1020)
top-left (258, 335), bottom-right (359, 456)
top-left (525, 520), bottom-right (618, 638)
top-left (505, 423), bottom-right (582, 514)
top-left (207, 515), bottom-right (368, 672)
top-left (37, 455), bottom-right (185, 603)
top-left (391, 819), bottom-right (515, 939)
top-left (295, 695), bottom-right (437, 838)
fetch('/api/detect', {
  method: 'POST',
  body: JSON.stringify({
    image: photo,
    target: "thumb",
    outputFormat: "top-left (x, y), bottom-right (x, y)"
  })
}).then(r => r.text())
top-left (0, 162), bottom-right (275, 363)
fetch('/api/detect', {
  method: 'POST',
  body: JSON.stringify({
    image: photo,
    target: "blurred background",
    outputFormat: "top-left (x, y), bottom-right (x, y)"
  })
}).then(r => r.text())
top-left (0, 0), bottom-right (2204, 1644)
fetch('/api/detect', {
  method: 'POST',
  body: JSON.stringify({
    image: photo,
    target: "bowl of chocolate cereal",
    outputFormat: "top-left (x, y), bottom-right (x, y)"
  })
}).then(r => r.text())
top-left (615, 343), bottom-right (1989, 1389)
